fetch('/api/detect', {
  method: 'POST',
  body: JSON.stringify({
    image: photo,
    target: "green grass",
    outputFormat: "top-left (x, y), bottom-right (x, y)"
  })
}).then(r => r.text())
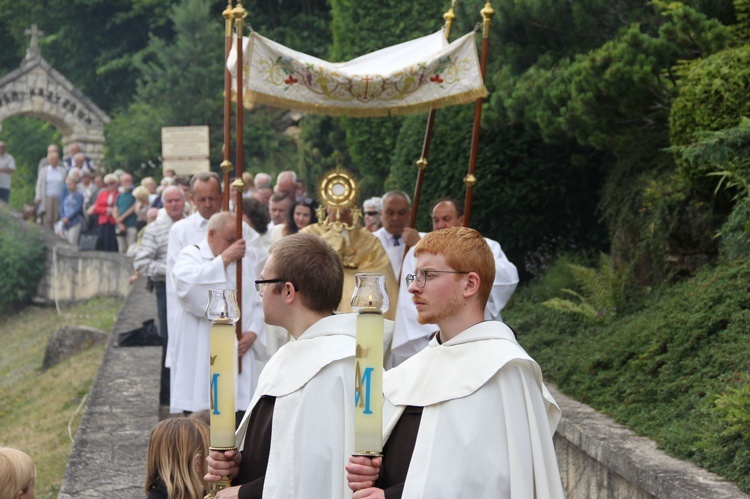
top-left (505, 257), bottom-right (750, 492)
top-left (0, 297), bottom-right (122, 499)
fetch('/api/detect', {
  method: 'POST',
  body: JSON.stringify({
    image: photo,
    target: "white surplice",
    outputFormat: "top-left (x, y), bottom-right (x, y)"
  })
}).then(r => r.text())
top-left (235, 313), bottom-right (357, 499)
top-left (170, 239), bottom-right (267, 413)
top-left (389, 236), bottom-right (519, 367)
top-left (165, 213), bottom-right (265, 369)
top-left (383, 321), bottom-right (564, 498)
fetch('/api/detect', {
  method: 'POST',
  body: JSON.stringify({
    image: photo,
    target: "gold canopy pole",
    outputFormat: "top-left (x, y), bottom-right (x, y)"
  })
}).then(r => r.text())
top-left (232, 1), bottom-right (247, 373)
top-left (221, 1), bottom-right (235, 211)
top-left (462, 1), bottom-right (493, 227)
top-left (398, 3), bottom-right (456, 283)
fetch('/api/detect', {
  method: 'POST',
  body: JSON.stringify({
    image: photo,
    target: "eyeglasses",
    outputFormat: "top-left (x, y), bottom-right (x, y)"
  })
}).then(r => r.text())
top-left (364, 211), bottom-right (379, 216)
top-left (254, 278), bottom-right (297, 293)
top-left (405, 269), bottom-right (468, 288)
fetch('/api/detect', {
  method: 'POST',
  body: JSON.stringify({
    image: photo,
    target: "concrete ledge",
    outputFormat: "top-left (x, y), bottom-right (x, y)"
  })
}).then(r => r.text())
top-left (58, 277), bottom-right (160, 499)
top-left (36, 230), bottom-right (133, 305)
top-left (551, 385), bottom-right (749, 499)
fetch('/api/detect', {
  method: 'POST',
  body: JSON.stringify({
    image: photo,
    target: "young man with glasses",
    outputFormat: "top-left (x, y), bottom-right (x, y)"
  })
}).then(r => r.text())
top-left (390, 198), bottom-right (520, 367)
top-left (206, 232), bottom-right (359, 499)
top-left (346, 226), bottom-right (563, 499)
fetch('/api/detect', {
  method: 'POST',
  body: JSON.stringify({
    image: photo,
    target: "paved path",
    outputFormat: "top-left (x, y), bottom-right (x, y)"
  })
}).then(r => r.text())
top-left (58, 278), bottom-right (160, 498)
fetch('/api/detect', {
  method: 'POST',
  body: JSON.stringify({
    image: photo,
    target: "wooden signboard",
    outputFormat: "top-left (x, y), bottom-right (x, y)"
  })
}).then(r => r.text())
top-left (161, 126), bottom-right (210, 176)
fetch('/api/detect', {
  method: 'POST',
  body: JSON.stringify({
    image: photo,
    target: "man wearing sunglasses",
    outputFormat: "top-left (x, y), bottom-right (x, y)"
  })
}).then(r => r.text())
top-left (346, 226), bottom-right (563, 498)
top-left (206, 232), bottom-right (359, 499)
top-left (389, 198), bottom-right (519, 367)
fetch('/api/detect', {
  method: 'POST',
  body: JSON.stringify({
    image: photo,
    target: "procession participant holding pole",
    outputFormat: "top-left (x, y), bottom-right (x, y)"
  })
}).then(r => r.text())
top-left (205, 232), bottom-right (358, 499)
top-left (166, 173), bottom-right (266, 409)
top-left (170, 212), bottom-right (266, 416)
top-left (373, 191), bottom-right (412, 280)
top-left (346, 227), bottom-right (563, 499)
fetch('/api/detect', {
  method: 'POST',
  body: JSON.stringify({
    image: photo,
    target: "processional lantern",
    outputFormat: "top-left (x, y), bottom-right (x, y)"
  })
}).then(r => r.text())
top-left (351, 273), bottom-right (389, 456)
top-left (204, 289), bottom-right (240, 498)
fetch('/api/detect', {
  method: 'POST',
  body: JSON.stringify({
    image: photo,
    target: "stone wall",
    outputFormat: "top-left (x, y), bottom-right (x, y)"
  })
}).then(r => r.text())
top-left (552, 385), bottom-right (749, 498)
top-left (35, 229), bottom-right (133, 305)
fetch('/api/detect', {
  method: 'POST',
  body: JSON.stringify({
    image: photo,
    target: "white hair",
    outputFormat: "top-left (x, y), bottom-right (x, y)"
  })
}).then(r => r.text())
top-left (363, 196), bottom-right (383, 212)
top-left (160, 185), bottom-right (185, 203)
top-left (207, 211), bottom-right (236, 233)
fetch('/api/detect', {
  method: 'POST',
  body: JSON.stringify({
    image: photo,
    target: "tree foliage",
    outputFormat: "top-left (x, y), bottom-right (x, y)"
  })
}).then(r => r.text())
top-left (0, 0), bottom-right (174, 112)
top-left (0, 117), bottom-right (60, 209)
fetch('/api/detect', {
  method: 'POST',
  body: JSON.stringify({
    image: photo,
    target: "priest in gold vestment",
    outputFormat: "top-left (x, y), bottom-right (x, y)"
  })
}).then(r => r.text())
top-left (301, 205), bottom-right (398, 320)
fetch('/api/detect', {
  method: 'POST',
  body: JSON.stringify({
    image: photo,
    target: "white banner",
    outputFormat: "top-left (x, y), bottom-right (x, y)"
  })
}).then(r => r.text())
top-left (227, 30), bottom-right (487, 117)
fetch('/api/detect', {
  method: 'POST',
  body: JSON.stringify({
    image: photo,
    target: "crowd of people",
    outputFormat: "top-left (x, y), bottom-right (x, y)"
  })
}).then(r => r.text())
top-left (1, 143), bottom-right (564, 498)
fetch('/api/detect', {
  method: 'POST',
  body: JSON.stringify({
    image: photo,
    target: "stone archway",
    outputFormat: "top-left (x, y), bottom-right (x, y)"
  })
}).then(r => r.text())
top-left (0, 25), bottom-right (110, 163)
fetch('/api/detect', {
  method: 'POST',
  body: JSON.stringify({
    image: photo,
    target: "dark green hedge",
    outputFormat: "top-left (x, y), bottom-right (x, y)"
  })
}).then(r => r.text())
top-left (0, 205), bottom-right (46, 315)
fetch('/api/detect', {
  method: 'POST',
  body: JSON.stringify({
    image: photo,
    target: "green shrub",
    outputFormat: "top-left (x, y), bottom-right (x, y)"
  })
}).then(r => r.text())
top-left (720, 199), bottom-right (750, 259)
top-left (507, 258), bottom-right (750, 491)
top-left (670, 45), bottom-right (750, 195)
top-left (0, 205), bottom-right (46, 315)
top-left (542, 253), bottom-right (625, 321)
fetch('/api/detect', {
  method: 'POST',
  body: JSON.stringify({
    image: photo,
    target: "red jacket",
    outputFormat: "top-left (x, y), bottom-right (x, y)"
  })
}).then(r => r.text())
top-left (91, 189), bottom-right (119, 225)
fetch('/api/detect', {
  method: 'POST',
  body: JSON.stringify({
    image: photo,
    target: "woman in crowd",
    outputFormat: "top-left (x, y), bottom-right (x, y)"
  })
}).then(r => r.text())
top-left (145, 418), bottom-right (210, 499)
top-left (0, 446), bottom-right (36, 499)
top-left (362, 196), bottom-right (382, 232)
top-left (271, 200), bottom-right (317, 242)
top-left (88, 173), bottom-right (119, 252)
top-left (132, 185), bottom-right (151, 231)
top-left (59, 175), bottom-right (85, 245)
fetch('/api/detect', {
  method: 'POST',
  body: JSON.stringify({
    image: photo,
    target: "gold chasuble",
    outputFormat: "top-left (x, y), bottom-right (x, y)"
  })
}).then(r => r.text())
top-left (301, 223), bottom-right (398, 320)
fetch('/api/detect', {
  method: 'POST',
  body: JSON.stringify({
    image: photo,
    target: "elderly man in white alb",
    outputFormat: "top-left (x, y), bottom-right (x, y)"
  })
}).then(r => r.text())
top-left (390, 198), bottom-right (519, 367)
top-left (166, 172), bottom-right (266, 413)
top-left (373, 191), bottom-right (411, 279)
top-left (171, 212), bottom-right (266, 416)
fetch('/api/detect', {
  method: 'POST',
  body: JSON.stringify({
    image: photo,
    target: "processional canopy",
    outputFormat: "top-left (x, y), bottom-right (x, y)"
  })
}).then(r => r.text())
top-left (226, 29), bottom-right (486, 117)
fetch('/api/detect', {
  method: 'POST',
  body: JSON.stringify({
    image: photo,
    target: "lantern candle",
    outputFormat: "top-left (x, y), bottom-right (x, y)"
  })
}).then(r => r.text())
top-left (204, 288), bottom-right (241, 499)
top-left (351, 273), bottom-right (389, 456)
top-left (209, 319), bottom-right (236, 448)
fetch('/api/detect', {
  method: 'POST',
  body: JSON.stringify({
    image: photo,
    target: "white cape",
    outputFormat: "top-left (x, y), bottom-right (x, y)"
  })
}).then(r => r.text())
top-left (383, 321), bottom-right (564, 499)
top-left (235, 314), bottom-right (357, 499)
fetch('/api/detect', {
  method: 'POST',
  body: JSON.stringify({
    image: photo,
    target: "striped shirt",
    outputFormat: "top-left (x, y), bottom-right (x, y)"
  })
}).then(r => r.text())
top-left (134, 216), bottom-right (177, 281)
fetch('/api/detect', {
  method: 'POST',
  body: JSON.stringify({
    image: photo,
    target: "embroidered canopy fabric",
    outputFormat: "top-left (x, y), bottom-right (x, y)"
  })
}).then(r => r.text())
top-left (227, 30), bottom-right (487, 117)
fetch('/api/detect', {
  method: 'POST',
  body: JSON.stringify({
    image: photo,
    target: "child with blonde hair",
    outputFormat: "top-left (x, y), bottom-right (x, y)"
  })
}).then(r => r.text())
top-left (145, 418), bottom-right (210, 499)
top-left (0, 446), bottom-right (36, 499)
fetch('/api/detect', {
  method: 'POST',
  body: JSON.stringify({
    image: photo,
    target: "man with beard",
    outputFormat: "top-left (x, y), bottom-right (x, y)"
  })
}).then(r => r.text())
top-left (389, 198), bottom-right (519, 367)
top-left (346, 227), bottom-right (563, 499)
